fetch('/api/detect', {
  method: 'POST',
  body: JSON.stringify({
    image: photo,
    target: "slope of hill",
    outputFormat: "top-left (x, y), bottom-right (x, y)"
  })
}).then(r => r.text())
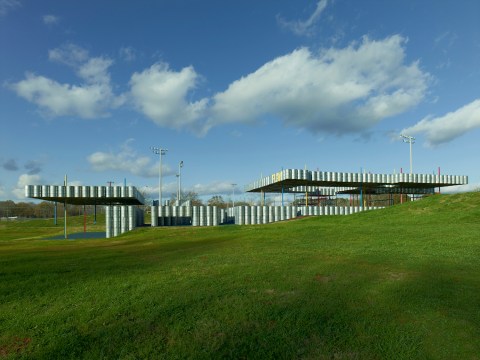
top-left (1, 192), bottom-right (479, 359)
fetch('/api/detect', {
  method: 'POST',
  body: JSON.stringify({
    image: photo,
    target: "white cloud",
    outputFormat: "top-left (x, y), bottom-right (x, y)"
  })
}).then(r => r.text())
top-left (10, 73), bottom-right (120, 118)
top-left (77, 57), bottom-right (113, 84)
top-left (10, 44), bottom-right (124, 119)
top-left (129, 63), bottom-right (208, 134)
top-left (120, 46), bottom-right (137, 62)
top-left (12, 174), bottom-right (42, 199)
top-left (87, 139), bottom-right (173, 178)
top-left (401, 99), bottom-right (480, 146)
top-left (43, 14), bottom-right (59, 25)
top-left (443, 183), bottom-right (480, 194)
top-left (191, 181), bottom-right (238, 196)
top-left (48, 43), bottom-right (89, 67)
top-left (146, 181), bottom-right (240, 198)
top-left (277, 0), bottom-right (329, 36)
top-left (9, 36), bottom-right (428, 136)
top-left (0, 0), bottom-right (20, 17)
top-left (208, 35), bottom-right (429, 135)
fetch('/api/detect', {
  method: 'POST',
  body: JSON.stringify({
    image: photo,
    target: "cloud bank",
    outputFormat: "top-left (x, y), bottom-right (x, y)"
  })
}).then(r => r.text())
top-left (402, 99), bottom-right (480, 146)
top-left (208, 35), bottom-right (429, 135)
top-left (10, 36), bottom-right (432, 138)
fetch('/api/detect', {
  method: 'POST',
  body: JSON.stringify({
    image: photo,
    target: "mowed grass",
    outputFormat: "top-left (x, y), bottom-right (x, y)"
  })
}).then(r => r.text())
top-left (1, 193), bottom-right (480, 359)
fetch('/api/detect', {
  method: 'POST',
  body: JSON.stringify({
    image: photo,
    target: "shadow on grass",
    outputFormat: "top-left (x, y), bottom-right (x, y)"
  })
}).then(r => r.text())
top-left (46, 232), bottom-right (106, 240)
top-left (2, 222), bottom-right (480, 358)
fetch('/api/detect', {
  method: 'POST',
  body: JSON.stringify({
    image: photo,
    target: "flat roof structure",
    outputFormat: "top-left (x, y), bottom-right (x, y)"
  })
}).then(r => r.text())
top-left (245, 169), bottom-right (468, 195)
top-left (25, 185), bottom-right (145, 205)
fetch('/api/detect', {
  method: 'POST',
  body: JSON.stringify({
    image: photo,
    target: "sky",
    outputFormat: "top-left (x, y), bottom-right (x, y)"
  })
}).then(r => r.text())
top-left (1, 0), bottom-right (480, 203)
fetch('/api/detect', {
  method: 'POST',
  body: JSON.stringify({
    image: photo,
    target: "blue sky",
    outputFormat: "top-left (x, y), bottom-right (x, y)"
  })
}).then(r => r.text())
top-left (1, 0), bottom-right (479, 203)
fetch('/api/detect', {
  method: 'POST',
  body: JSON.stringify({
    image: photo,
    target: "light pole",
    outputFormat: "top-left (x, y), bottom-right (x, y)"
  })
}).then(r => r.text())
top-left (177, 161), bottom-right (184, 204)
top-left (400, 134), bottom-right (415, 174)
top-left (231, 183), bottom-right (237, 208)
top-left (151, 147), bottom-right (168, 206)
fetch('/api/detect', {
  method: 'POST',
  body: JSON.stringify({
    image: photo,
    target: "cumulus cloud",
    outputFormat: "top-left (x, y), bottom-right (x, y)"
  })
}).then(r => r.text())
top-left (0, 0), bottom-right (20, 17)
top-left (401, 99), bottom-right (480, 146)
top-left (87, 139), bottom-right (173, 178)
top-left (10, 73), bottom-right (121, 118)
top-left (208, 35), bottom-right (429, 136)
top-left (9, 44), bottom-right (124, 119)
top-left (9, 36), bottom-right (430, 137)
top-left (77, 57), bottom-right (113, 84)
top-left (277, 0), bottom-right (329, 36)
top-left (130, 63), bottom-right (208, 134)
top-left (12, 174), bottom-right (42, 199)
top-left (2, 158), bottom-right (19, 171)
top-left (43, 14), bottom-right (59, 25)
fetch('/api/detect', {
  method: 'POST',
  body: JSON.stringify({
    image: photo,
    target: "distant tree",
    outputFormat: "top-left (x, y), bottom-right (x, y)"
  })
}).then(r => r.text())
top-left (207, 195), bottom-right (227, 209)
top-left (34, 201), bottom-right (54, 218)
top-left (15, 202), bottom-right (36, 218)
top-left (0, 200), bottom-right (15, 218)
top-left (233, 201), bottom-right (250, 207)
top-left (335, 198), bottom-right (349, 206)
top-left (182, 191), bottom-right (203, 206)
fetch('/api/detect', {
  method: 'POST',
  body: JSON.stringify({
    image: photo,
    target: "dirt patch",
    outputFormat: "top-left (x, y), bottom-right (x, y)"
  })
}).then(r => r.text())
top-left (0, 337), bottom-right (31, 357)
top-left (387, 272), bottom-right (407, 281)
top-left (314, 274), bottom-right (335, 283)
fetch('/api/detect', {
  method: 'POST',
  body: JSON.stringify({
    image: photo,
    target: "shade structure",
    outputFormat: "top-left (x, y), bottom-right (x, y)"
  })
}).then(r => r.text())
top-left (245, 169), bottom-right (468, 196)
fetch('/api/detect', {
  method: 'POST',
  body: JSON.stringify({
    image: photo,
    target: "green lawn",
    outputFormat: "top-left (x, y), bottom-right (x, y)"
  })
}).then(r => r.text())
top-left (1, 193), bottom-right (480, 359)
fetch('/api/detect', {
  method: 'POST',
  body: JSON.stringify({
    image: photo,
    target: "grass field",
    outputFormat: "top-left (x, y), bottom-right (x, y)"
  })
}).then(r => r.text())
top-left (1, 193), bottom-right (480, 359)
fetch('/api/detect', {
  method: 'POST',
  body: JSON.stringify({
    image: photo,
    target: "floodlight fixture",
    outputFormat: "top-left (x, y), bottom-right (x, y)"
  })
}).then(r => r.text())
top-left (151, 147), bottom-right (168, 206)
top-left (177, 161), bottom-right (184, 204)
top-left (400, 134), bottom-right (415, 174)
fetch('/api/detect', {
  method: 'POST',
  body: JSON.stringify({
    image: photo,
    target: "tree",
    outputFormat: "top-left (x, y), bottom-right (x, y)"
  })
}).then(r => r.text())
top-left (181, 191), bottom-right (203, 206)
top-left (207, 195), bottom-right (227, 209)
top-left (34, 201), bottom-right (54, 218)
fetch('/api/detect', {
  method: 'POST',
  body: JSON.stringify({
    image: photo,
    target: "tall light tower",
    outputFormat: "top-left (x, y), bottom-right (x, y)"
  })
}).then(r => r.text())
top-left (151, 147), bottom-right (168, 206)
top-left (231, 183), bottom-right (237, 208)
top-left (177, 160), bottom-right (184, 204)
top-left (400, 134), bottom-right (415, 174)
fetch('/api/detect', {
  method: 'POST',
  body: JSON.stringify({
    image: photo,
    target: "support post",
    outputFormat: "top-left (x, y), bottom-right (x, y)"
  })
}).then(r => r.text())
top-left (64, 175), bottom-right (68, 240)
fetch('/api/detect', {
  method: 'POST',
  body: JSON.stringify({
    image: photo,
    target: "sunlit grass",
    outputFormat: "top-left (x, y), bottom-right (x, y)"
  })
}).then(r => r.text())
top-left (1, 193), bottom-right (480, 359)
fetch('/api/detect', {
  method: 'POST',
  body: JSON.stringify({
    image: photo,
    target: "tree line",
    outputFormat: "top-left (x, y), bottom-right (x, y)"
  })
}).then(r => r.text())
top-left (0, 193), bottom-right (410, 220)
top-left (0, 201), bottom-right (104, 219)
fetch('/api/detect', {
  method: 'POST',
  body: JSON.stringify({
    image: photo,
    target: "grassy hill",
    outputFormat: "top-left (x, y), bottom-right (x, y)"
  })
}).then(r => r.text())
top-left (1, 193), bottom-right (480, 359)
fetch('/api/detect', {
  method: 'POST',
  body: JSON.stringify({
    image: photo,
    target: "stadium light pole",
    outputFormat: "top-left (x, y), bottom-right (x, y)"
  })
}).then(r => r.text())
top-left (400, 134), bottom-right (415, 174)
top-left (231, 183), bottom-right (237, 208)
top-left (177, 161), bottom-right (184, 204)
top-left (151, 147), bottom-right (168, 206)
